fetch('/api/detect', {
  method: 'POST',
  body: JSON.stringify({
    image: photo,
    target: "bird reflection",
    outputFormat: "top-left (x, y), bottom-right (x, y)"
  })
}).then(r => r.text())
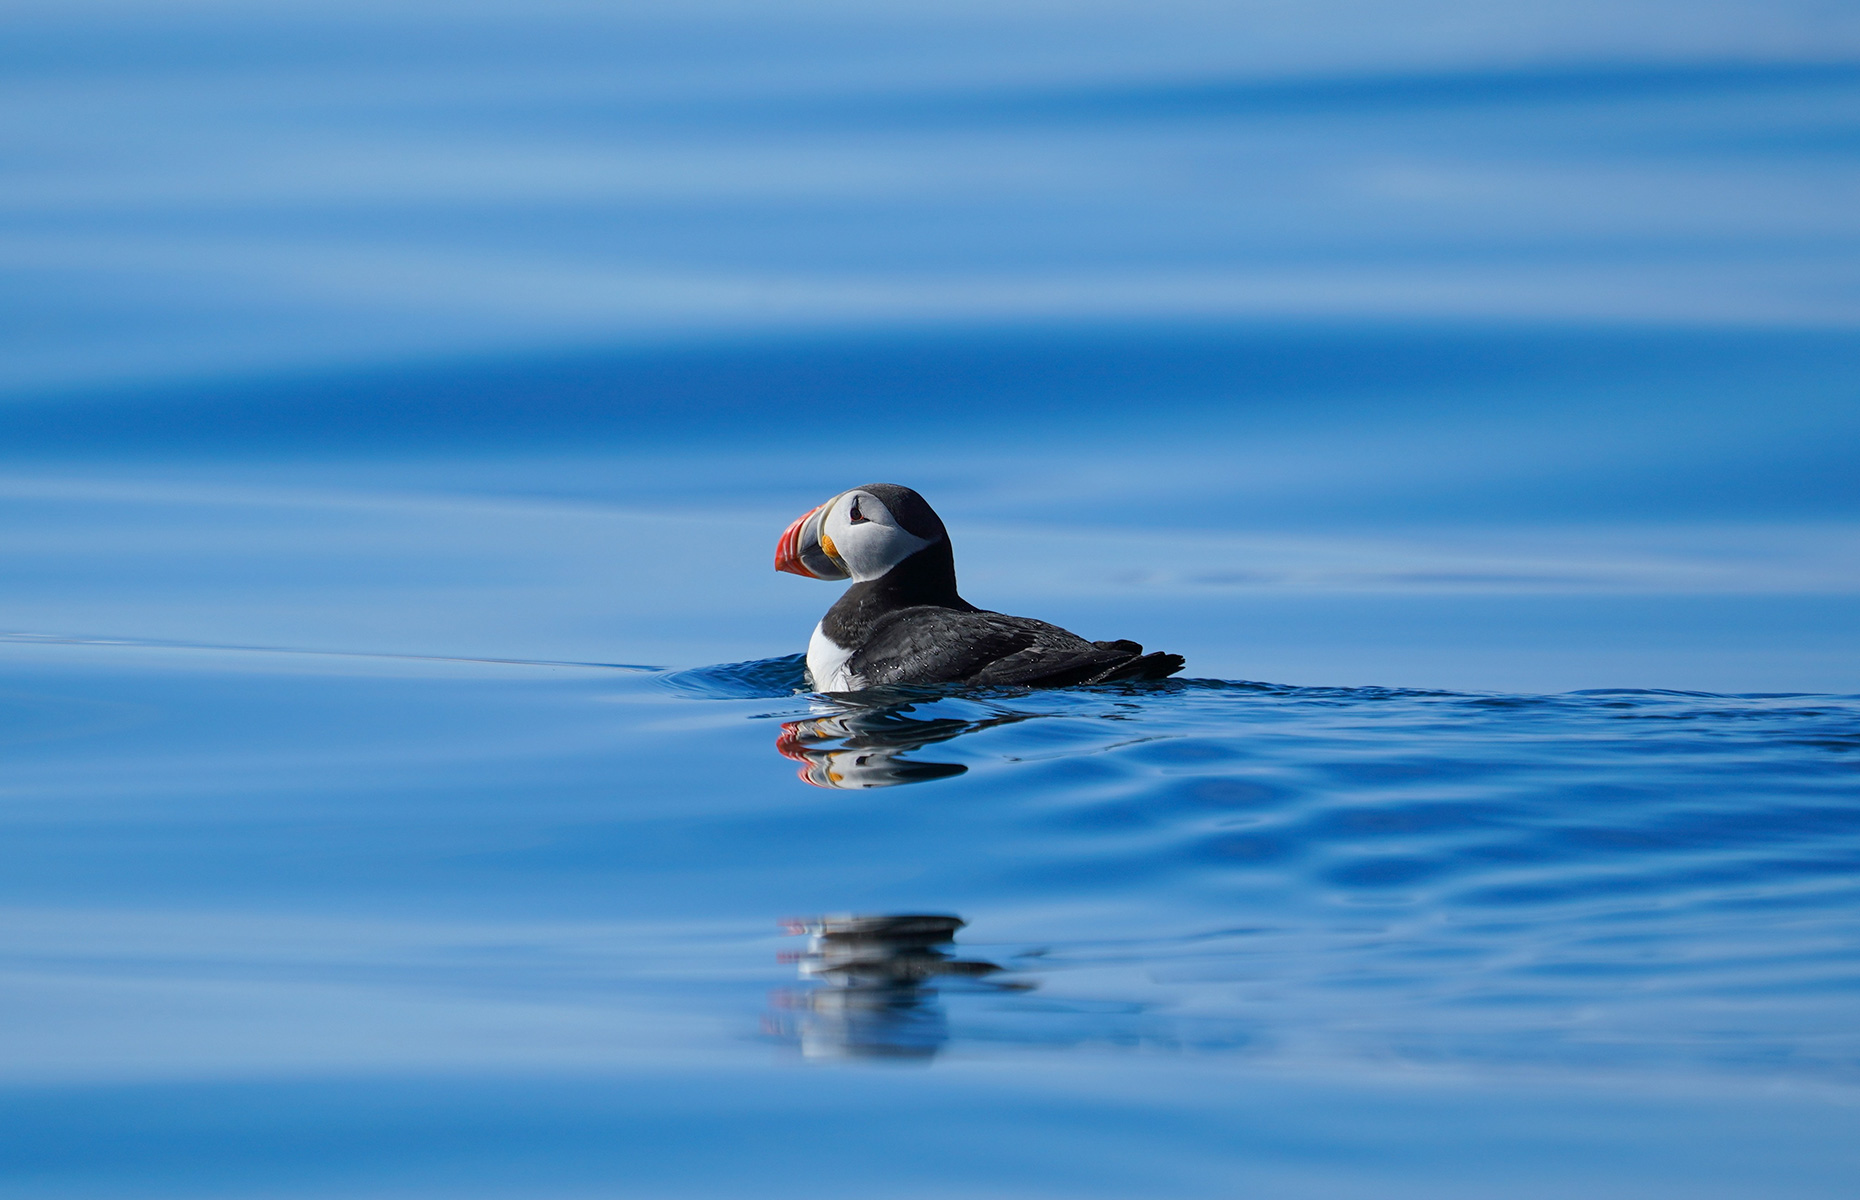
top-left (775, 701), bottom-right (1032, 789)
top-left (764, 914), bottom-right (1031, 1060)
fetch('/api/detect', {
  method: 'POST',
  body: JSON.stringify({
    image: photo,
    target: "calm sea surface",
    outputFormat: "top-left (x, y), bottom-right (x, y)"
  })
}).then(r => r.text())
top-left (3, 620), bottom-right (1858, 1197)
top-left (6, 1), bottom-right (1860, 1195)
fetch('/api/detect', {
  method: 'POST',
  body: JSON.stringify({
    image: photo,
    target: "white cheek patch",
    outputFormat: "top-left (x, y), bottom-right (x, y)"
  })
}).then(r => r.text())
top-left (838, 528), bottom-right (931, 581)
top-left (827, 495), bottom-right (933, 582)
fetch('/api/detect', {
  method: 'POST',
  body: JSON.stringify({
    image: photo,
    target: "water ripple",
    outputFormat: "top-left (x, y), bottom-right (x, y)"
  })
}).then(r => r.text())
top-left (720, 665), bottom-right (1860, 1083)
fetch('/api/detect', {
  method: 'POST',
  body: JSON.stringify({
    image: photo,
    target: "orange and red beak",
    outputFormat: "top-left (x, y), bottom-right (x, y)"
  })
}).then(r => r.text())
top-left (774, 498), bottom-right (851, 580)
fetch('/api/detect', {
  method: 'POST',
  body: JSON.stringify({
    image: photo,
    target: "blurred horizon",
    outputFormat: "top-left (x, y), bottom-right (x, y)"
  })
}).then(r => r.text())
top-left (9, 0), bottom-right (1860, 393)
top-left (4, 0), bottom-right (1859, 691)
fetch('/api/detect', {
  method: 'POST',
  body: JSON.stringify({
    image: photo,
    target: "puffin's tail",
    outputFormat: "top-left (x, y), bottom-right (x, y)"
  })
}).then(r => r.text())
top-left (1085, 647), bottom-right (1186, 684)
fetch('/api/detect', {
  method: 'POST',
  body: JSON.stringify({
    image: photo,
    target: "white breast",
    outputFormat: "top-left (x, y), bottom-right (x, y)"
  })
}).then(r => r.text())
top-left (806, 622), bottom-right (859, 692)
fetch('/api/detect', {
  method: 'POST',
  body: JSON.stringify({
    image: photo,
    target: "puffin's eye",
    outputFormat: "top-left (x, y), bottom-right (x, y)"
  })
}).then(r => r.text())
top-left (847, 497), bottom-right (870, 525)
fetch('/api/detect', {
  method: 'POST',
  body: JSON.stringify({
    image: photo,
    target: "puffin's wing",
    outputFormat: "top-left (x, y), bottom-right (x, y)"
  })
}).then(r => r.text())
top-left (851, 609), bottom-right (1185, 688)
top-left (970, 640), bottom-right (1185, 687)
top-left (966, 644), bottom-right (1133, 687)
top-left (847, 608), bottom-right (1052, 686)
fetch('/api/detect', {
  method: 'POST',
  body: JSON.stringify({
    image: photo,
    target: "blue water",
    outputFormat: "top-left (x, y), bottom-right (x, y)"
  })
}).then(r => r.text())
top-left (6, 1), bottom-right (1860, 1195)
top-left (4, 630), bottom-right (1859, 1196)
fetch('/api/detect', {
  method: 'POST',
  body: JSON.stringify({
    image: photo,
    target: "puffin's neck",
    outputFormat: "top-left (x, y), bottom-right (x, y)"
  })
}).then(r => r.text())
top-left (856, 538), bottom-right (964, 605)
top-left (823, 540), bottom-right (972, 645)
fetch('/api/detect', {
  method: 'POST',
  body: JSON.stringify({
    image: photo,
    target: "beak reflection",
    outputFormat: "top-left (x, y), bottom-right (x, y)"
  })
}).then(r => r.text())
top-left (776, 701), bottom-right (1034, 789)
top-left (764, 914), bottom-right (1032, 1061)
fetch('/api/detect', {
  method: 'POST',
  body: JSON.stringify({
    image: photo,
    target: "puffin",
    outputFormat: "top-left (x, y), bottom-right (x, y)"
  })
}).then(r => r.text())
top-left (775, 483), bottom-right (1185, 692)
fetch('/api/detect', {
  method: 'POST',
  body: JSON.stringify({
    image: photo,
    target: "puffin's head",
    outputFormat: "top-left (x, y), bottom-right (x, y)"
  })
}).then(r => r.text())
top-left (775, 483), bottom-right (947, 583)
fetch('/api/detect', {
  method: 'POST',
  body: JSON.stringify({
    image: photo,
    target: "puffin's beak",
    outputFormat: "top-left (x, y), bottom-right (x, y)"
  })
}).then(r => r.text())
top-left (775, 500), bottom-right (851, 580)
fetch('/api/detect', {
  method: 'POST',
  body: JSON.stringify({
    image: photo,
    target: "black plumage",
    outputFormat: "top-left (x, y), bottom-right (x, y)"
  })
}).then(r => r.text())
top-left (798, 484), bottom-right (1185, 690)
